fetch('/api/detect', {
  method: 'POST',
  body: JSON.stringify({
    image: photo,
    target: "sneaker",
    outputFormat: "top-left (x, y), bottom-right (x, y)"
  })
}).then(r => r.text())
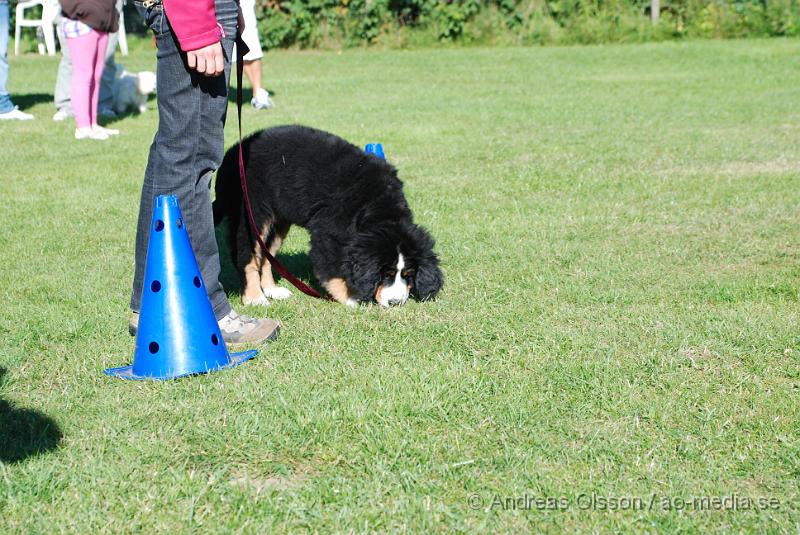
top-left (218, 310), bottom-right (280, 344)
top-left (93, 125), bottom-right (119, 136)
top-left (0, 106), bottom-right (34, 121)
top-left (75, 127), bottom-right (108, 140)
top-left (129, 310), bottom-right (280, 345)
top-left (251, 88), bottom-right (274, 110)
top-left (53, 108), bottom-right (71, 121)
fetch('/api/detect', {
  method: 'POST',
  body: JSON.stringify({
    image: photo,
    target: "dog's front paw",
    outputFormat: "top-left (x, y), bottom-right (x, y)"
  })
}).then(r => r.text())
top-left (243, 294), bottom-right (270, 307)
top-left (345, 299), bottom-right (358, 308)
top-left (263, 287), bottom-right (292, 300)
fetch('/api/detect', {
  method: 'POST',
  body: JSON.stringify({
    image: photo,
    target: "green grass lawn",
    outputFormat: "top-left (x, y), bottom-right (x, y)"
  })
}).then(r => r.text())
top-left (1, 38), bottom-right (800, 532)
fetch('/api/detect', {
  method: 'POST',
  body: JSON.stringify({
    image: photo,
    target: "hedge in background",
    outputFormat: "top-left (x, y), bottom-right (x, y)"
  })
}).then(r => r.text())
top-left (255, 0), bottom-right (800, 48)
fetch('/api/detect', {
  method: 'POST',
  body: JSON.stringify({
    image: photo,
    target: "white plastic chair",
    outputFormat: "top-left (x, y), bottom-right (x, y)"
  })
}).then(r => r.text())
top-left (14, 0), bottom-right (60, 56)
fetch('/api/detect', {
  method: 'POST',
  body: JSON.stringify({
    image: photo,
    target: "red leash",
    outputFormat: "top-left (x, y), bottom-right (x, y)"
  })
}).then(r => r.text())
top-left (234, 37), bottom-right (329, 300)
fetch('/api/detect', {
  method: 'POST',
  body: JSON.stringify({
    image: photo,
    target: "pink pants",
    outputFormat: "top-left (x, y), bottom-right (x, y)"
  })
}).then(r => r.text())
top-left (65, 29), bottom-right (109, 129)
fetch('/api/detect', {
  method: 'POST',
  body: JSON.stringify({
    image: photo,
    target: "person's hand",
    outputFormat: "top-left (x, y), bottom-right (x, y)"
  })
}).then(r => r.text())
top-left (187, 42), bottom-right (224, 77)
top-left (238, 5), bottom-right (245, 34)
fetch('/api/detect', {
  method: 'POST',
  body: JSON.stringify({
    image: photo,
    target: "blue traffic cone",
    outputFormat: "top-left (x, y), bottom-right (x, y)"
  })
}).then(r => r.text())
top-left (105, 195), bottom-right (257, 380)
top-left (365, 143), bottom-right (385, 159)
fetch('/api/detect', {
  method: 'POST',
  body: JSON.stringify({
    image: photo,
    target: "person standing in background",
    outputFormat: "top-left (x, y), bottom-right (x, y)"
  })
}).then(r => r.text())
top-left (128, 0), bottom-right (280, 344)
top-left (236, 0), bottom-right (274, 110)
top-left (60, 0), bottom-right (119, 140)
top-left (53, 0), bottom-right (123, 121)
top-left (0, 0), bottom-right (34, 120)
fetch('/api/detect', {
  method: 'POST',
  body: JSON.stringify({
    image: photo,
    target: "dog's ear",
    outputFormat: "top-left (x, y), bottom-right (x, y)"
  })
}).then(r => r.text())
top-left (412, 251), bottom-right (443, 301)
top-left (344, 232), bottom-right (382, 302)
top-left (404, 223), bottom-right (443, 301)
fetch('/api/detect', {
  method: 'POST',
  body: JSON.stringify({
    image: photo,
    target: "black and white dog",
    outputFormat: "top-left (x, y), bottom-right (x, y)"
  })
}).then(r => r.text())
top-left (213, 125), bottom-right (443, 307)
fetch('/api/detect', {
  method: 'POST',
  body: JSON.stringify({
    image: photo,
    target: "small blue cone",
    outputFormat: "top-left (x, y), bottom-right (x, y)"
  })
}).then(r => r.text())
top-left (365, 143), bottom-right (385, 159)
top-left (105, 195), bottom-right (257, 380)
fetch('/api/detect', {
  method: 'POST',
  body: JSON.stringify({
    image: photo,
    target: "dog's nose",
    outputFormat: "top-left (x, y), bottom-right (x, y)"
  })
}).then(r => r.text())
top-left (388, 298), bottom-right (403, 306)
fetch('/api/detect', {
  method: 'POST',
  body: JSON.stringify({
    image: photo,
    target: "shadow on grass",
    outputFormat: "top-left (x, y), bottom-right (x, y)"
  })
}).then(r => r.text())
top-left (99, 94), bottom-right (159, 126)
top-left (269, 251), bottom-right (317, 285)
top-left (216, 224), bottom-right (323, 299)
top-left (13, 92), bottom-right (53, 111)
top-left (0, 367), bottom-right (62, 463)
top-left (99, 108), bottom-right (138, 126)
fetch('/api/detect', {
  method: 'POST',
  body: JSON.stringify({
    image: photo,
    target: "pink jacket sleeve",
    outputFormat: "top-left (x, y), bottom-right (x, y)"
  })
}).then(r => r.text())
top-left (163, 0), bottom-right (221, 52)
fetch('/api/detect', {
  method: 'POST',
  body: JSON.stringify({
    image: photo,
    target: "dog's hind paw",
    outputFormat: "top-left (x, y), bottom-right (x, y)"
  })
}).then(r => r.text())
top-left (263, 287), bottom-right (292, 300)
top-left (243, 294), bottom-right (270, 307)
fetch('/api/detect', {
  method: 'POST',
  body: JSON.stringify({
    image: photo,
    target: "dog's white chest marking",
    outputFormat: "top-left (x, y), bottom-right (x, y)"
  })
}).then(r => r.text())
top-left (379, 253), bottom-right (410, 307)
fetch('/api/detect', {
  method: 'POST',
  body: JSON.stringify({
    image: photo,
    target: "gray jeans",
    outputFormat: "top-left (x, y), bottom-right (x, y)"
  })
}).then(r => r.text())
top-left (130, 0), bottom-right (238, 319)
top-left (53, 0), bottom-right (122, 113)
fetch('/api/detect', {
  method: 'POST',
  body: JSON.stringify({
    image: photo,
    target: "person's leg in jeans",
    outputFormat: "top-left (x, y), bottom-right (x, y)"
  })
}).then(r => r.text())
top-left (131, 0), bottom-right (278, 344)
top-left (192, 0), bottom-right (238, 315)
top-left (131, 10), bottom-right (231, 319)
top-left (98, 31), bottom-right (118, 115)
top-left (0, 0), bottom-right (31, 119)
top-left (98, 0), bottom-right (122, 116)
top-left (54, 24), bottom-right (74, 118)
top-left (0, 0), bottom-right (12, 112)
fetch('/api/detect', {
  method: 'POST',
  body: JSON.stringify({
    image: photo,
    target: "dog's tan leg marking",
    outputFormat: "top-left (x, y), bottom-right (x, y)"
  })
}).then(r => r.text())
top-left (260, 223), bottom-right (293, 300)
top-left (242, 221), bottom-right (272, 306)
top-left (324, 277), bottom-right (357, 307)
top-left (260, 224), bottom-right (289, 290)
top-left (242, 252), bottom-right (266, 305)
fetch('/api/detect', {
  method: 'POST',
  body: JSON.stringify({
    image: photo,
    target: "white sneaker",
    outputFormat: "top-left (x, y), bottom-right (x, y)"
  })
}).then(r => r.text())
top-left (217, 310), bottom-right (280, 344)
top-left (251, 88), bottom-right (274, 110)
top-left (53, 108), bottom-right (71, 121)
top-left (0, 106), bottom-right (34, 121)
top-left (75, 127), bottom-right (108, 140)
top-left (93, 125), bottom-right (119, 136)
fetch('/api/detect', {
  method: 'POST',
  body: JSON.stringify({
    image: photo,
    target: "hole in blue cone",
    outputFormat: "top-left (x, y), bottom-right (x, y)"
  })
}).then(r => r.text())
top-left (193, 276), bottom-right (202, 288)
top-left (154, 220), bottom-right (164, 232)
top-left (151, 280), bottom-right (161, 292)
top-left (177, 218), bottom-right (183, 229)
top-left (211, 334), bottom-right (219, 346)
top-left (149, 341), bottom-right (159, 354)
